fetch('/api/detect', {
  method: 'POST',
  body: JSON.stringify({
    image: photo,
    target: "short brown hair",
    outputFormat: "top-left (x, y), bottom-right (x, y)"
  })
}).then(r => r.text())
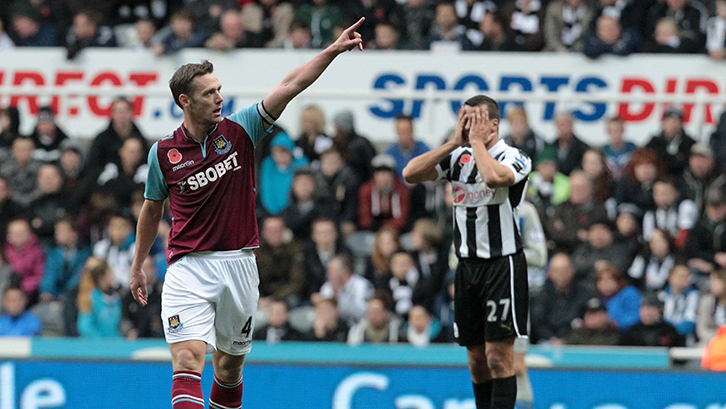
top-left (464, 95), bottom-right (500, 121)
top-left (169, 60), bottom-right (214, 109)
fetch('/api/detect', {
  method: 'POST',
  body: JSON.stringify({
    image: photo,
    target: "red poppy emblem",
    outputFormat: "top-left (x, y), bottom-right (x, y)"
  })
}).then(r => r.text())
top-left (168, 149), bottom-right (182, 164)
top-left (461, 154), bottom-right (472, 164)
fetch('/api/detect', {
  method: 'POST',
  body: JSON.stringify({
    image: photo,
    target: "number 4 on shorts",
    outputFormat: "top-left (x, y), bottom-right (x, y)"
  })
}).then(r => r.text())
top-left (241, 317), bottom-right (252, 338)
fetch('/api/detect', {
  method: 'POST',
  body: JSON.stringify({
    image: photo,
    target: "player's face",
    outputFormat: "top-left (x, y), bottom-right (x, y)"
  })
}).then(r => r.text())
top-left (187, 74), bottom-right (224, 128)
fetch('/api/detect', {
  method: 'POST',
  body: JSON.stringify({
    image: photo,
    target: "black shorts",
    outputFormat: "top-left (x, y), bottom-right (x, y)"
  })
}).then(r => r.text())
top-left (454, 251), bottom-right (528, 346)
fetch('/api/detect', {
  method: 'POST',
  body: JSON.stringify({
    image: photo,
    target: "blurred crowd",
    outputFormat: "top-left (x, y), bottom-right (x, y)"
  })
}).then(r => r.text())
top-left (1, 0), bottom-right (726, 58)
top-left (0, 94), bottom-right (725, 365)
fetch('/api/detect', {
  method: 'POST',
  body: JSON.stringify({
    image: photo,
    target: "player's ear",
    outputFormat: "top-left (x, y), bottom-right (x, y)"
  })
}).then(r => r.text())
top-left (179, 94), bottom-right (191, 109)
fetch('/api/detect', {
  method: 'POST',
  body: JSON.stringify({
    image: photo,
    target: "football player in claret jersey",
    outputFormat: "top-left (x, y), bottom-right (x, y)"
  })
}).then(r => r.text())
top-left (403, 95), bottom-right (532, 409)
top-left (129, 18), bottom-right (365, 409)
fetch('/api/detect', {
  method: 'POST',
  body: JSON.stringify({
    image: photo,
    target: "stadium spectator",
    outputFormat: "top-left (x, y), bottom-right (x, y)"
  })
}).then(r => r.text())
top-left (240, 0), bottom-right (294, 48)
top-left (307, 297), bottom-right (349, 342)
top-left (527, 147), bottom-right (570, 213)
top-left (76, 260), bottom-right (122, 338)
top-left (205, 10), bottom-right (262, 50)
top-left (350, 0), bottom-right (406, 44)
top-left (500, 0), bottom-right (546, 51)
top-left (256, 216), bottom-right (306, 308)
top-left (583, 14), bottom-right (640, 57)
top-left (580, 148), bottom-right (614, 205)
top-left (502, 106), bottom-right (545, 163)
top-left (365, 226), bottom-right (400, 289)
top-left (531, 253), bottom-right (592, 344)
top-left (706, 0), bottom-right (726, 59)
top-left (295, 0), bottom-right (344, 48)
top-left (260, 132), bottom-right (309, 216)
top-left (602, 116), bottom-right (636, 181)
top-left (110, 2), bottom-right (169, 30)
top-left (332, 110), bottom-right (377, 182)
top-left (641, 17), bottom-right (702, 53)
top-left (407, 179), bottom-right (450, 233)
top-left (615, 148), bottom-right (662, 212)
top-left (28, 106), bottom-right (68, 163)
top-left (10, 5), bottom-right (59, 46)
top-left (573, 220), bottom-right (633, 286)
top-left (401, 0), bottom-right (435, 50)
top-left (644, 0), bottom-right (708, 51)
top-left (425, 1), bottom-right (474, 50)
top-left (186, 0), bottom-right (238, 33)
top-left (642, 177), bottom-right (697, 248)
top-left (39, 217), bottom-right (91, 303)
top-left (253, 300), bottom-right (307, 343)
top-left (591, 0), bottom-right (650, 36)
top-left (302, 217), bottom-right (351, 301)
top-left (0, 107), bottom-right (21, 150)
top-left (314, 148), bottom-right (360, 236)
top-left (27, 164), bottom-right (71, 244)
top-left (65, 10), bottom-right (117, 59)
top-left (282, 168), bottom-right (334, 241)
top-left (628, 228), bottom-right (676, 291)
top-left (596, 264), bottom-right (641, 330)
top-left (4, 218), bottom-right (45, 302)
top-left (358, 154), bottom-right (410, 232)
top-left (1, 136), bottom-right (42, 206)
top-left (281, 19), bottom-right (312, 49)
top-left (77, 191), bottom-right (120, 247)
top-left (565, 297), bottom-right (621, 345)
top-left (645, 106), bottom-right (696, 176)
top-left (455, 0), bottom-right (493, 31)
top-left (0, 286), bottom-right (42, 337)
top-left (472, 11), bottom-right (513, 51)
top-left (348, 289), bottom-right (403, 345)
top-left (409, 219), bottom-right (448, 309)
top-left (544, 171), bottom-right (608, 254)
top-left (385, 115), bottom-right (430, 180)
top-left (316, 254), bottom-right (374, 326)
top-left (678, 144), bottom-right (721, 213)
top-left (86, 98), bottom-right (148, 175)
top-left (621, 291), bottom-right (685, 347)
top-left (548, 111), bottom-right (589, 176)
top-left (401, 304), bottom-right (449, 346)
top-left (660, 263), bottom-right (699, 345)
top-left (122, 18), bottom-right (157, 49)
top-left (92, 213), bottom-right (136, 288)
top-left (544, 0), bottom-right (596, 52)
top-left (388, 251), bottom-right (419, 316)
top-left (0, 19), bottom-right (14, 49)
top-left (615, 203), bottom-right (643, 254)
top-left (702, 324), bottom-right (726, 370)
top-left (369, 22), bottom-right (403, 50)
top-left (121, 255), bottom-right (163, 339)
top-left (96, 137), bottom-right (148, 209)
top-left (685, 182), bottom-right (726, 285)
top-left (0, 177), bottom-right (24, 241)
top-left (58, 141), bottom-right (86, 193)
top-left (296, 105), bottom-right (333, 164)
top-left (698, 269), bottom-right (726, 345)
top-left (153, 8), bottom-right (208, 55)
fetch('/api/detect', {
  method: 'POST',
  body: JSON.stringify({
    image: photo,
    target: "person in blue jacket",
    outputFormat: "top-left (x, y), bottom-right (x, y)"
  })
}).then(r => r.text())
top-left (0, 286), bottom-right (42, 336)
top-left (39, 217), bottom-right (91, 302)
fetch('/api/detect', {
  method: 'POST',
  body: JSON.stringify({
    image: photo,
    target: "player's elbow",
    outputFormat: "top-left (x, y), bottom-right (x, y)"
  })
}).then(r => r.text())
top-left (484, 174), bottom-right (511, 188)
top-left (402, 166), bottom-right (416, 184)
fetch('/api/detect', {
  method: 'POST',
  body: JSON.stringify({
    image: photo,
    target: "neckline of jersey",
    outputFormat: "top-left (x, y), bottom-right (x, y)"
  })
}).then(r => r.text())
top-left (180, 123), bottom-right (219, 158)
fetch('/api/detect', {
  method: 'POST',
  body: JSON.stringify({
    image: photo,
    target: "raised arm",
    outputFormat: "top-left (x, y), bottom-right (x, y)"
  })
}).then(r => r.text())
top-left (129, 199), bottom-right (165, 305)
top-left (262, 18), bottom-right (364, 120)
top-left (403, 107), bottom-right (469, 184)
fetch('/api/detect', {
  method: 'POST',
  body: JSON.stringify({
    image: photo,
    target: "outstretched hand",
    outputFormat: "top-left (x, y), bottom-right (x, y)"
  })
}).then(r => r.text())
top-left (332, 17), bottom-right (365, 53)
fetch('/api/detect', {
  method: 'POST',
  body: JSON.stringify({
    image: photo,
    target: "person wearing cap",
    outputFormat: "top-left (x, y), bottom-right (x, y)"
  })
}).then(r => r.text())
top-left (685, 181), bottom-right (726, 284)
top-left (358, 153), bottom-right (410, 232)
top-left (259, 132), bottom-right (309, 216)
top-left (385, 114), bottom-right (430, 181)
top-left (645, 106), bottom-right (696, 176)
top-left (527, 146), bottom-right (570, 212)
top-left (565, 297), bottom-right (621, 346)
top-left (620, 291), bottom-right (685, 347)
top-left (9, 4), bottom-right (59, 47)
top-left (678, 143), bottom-right (723, 213)
top-left (332, 110), bottom-right (377, 182)
top-left (29, 106), bottom-right (69, 163)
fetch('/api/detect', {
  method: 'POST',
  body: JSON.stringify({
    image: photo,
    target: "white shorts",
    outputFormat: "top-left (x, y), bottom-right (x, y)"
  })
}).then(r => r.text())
top-left (161, 249), bottom-right (259, 355)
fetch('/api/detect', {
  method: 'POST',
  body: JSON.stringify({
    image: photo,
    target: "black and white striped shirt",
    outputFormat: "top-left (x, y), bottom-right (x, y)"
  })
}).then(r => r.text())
top-left (436, 140), bottom-right (532, 259)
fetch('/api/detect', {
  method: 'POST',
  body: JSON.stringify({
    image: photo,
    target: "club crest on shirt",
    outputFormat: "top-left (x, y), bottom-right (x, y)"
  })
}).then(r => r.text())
top-left (168, 148), bottom-right (183, 164)
top-left (213, 135), bottom-right (232, 155)
top-left (168, 314), bottom-right (183, 333)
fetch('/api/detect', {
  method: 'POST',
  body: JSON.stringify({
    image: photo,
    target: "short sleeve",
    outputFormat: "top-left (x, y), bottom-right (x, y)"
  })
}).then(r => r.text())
top-left (144, 142), bottom-right (168, 201)
top-left (500, 149), bottom-right (532, 184)
top-left (226, 102), bottom-right (273, 148)
top-left (435, 153), bottom-right (453, 181)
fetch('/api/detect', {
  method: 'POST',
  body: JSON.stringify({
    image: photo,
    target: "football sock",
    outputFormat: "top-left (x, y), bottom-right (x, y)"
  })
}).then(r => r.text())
top-left (473, 380), bottom-right (493, 409)
top-left (491, 375), bottom-right (517, 409)
top-left (515, 371), bottom-right (534, 409)
top-left (209, 374), bottom-right (243, 409)
top-left (171, 371), bottom-right (204, 408)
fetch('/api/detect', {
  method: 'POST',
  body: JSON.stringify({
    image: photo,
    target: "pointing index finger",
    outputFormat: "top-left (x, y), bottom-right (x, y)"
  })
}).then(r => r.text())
top-left (349, 17), bottom-right (365, 33)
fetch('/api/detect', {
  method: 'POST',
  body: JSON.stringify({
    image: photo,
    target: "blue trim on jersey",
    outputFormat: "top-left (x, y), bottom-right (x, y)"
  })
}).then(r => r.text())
top-left (144, 142), bottom-right (168, 200)
top-left (226, 102), bottom-right (272, 148)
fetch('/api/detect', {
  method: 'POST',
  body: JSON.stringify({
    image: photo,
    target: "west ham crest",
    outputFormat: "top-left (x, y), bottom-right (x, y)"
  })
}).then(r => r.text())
top-left (213, 135), bottom-right (232, 155)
